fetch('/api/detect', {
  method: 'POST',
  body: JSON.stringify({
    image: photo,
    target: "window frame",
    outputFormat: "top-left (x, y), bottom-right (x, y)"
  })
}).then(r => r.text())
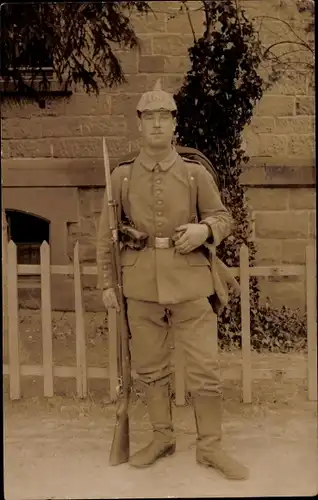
top-left (5, 210), bottom-right (50, 285)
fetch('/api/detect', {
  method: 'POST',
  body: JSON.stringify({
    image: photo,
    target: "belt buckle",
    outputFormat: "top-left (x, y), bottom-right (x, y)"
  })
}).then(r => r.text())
top-left (155, 237), bottom-right (170, 249)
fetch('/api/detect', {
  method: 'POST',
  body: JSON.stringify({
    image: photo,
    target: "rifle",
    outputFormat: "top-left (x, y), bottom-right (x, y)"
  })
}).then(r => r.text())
top-left (102, 137), bottom-right (132, 465)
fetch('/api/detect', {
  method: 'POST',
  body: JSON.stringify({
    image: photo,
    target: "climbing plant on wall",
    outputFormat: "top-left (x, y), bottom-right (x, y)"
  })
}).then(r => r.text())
top-left (174, 0), bottom-right (269, 349)
top-left (174, 0), bottom-right (309, 351)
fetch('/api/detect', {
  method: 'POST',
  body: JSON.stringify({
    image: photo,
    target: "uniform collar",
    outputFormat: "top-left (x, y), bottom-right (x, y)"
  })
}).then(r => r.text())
top-left (138, 146), bottom-right (178, 172)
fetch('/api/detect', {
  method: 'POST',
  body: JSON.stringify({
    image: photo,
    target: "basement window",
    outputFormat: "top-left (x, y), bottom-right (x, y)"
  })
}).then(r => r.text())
top-left (5, 210), bottom-right (50, 282)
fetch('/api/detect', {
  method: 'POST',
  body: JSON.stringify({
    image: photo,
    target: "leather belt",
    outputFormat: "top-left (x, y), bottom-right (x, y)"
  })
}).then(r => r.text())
top-left (147, 236), bottom-right (174, 249)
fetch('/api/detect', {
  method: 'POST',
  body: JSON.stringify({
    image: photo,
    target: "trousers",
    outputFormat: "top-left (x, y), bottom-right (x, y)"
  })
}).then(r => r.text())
top-left (126, 297), bottom-right (221, 396)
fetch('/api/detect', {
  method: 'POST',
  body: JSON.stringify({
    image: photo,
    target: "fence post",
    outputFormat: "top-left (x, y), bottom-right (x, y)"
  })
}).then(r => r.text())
top-left (2, 211), bottom-right (8, 338)
top-left (306, 243), bottom-right (317, 401)
top-left (7, 240), bottom-right (20, 400)
top-left (74, 242), bottom-right (87, 398)
top-left (40, 241), bottom-right (54, 398)
top-left (240, 244), bottom-right (252, 403)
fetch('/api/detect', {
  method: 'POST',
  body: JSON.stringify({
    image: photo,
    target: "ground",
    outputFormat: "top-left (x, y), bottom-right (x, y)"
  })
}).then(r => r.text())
top-left (4, 310), bottom-right (318, 499)
top-left (4, 391), bottom-right (317, 499)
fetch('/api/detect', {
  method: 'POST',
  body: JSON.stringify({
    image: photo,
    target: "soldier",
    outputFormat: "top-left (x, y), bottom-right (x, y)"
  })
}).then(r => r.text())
top-left (97, 80), bottom-right (249, 480)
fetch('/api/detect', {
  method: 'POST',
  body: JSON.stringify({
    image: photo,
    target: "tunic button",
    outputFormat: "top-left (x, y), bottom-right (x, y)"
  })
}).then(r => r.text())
top-left (157, 232), bottom-right (163, 237)
top-left (156, 211), bottom-right (162, 216)
top-left (158, 221), bottom-right (163, 226)
top-left (157, 200), bottom-right (163, 205)
top-left (156, 179), bottom-right (161, 184)
top-left (156, 189), bottom-right (162, 195)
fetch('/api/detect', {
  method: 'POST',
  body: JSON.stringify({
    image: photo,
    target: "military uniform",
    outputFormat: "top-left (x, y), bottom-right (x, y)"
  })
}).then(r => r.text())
top-left (97, 80), bottom-right (248, 480)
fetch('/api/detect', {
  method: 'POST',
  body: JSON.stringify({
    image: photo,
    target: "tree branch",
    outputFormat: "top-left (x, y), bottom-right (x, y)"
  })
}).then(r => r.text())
top-left (181, 0), bottom-right (197, 43)
top-left (202, 0), bottom-right (212, 41)
top-left (1, 2), bottom-right (150, 97)
top-left (234, 0), bottom-right (243, 38)
top-left (263, 46), bottom-right (314, 71)
top-left (263, 39), bottom-right (314, 59)
top-left (253, 15), bottom-right (312, 49)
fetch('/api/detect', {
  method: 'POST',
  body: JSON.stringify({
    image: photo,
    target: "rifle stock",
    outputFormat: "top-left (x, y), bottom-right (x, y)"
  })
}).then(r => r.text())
top-left (102, 138), bottom-right (132, 466)
top-left (109, 297), bottom-right (131, 465)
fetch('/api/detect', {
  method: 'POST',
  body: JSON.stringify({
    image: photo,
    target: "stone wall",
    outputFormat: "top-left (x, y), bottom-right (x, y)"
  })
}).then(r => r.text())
top-left (245, 184), bottom-right (315, 310)
top-left (2, 1), bottom-right (315, 164)
top-left (2, 0), bottom-right (315, 312)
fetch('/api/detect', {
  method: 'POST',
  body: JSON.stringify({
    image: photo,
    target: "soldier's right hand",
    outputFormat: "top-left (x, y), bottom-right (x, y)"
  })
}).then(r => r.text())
top-left (102, 288), bottom-right (120, 312)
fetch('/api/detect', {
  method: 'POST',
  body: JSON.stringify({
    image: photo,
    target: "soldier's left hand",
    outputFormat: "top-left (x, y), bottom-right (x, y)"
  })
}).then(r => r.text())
top-left (173, 223), bottom-right (210, 254)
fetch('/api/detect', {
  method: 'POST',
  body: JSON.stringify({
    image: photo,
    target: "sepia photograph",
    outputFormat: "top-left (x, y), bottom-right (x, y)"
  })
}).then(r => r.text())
top-left (2, 1), bottom-right (316, 498)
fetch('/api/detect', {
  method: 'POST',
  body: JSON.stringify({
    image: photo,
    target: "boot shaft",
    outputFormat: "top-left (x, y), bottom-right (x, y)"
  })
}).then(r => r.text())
top-left (193, 394), bottom-right (222, 445)
top-left (144, 384), bottom-right (174, 441)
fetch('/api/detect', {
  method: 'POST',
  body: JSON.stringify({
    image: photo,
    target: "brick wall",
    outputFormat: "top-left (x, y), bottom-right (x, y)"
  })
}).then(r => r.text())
top-left (2, 0), bottom-right (315, 312)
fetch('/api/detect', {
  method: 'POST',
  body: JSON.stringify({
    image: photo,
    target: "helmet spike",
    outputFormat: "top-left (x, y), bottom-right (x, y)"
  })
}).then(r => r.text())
top-left (153, 78), bottom-right (162, 91)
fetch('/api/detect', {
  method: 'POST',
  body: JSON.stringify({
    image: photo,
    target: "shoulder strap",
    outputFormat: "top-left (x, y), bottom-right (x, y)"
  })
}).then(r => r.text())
top-left (121, 167), bottom-right (131, 221)
top-left (177, 147), bottom-right (220, 189)
top-left (183, 158), bottom-right (199, 224)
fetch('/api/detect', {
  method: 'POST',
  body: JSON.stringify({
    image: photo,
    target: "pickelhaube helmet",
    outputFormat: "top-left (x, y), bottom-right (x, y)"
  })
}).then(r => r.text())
top-left (136, 78), bottom-right (177, 113)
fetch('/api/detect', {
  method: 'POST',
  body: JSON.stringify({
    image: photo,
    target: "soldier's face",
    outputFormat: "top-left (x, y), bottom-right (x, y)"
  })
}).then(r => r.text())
top-left (138, 109), bottom-right (176, 148)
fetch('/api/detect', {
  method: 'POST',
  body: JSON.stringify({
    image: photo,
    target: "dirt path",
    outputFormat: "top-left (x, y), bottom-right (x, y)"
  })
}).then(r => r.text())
top-left (4, 395), bottom-right (317, 499)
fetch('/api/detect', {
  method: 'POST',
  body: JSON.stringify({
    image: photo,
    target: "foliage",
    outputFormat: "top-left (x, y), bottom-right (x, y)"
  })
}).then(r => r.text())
top-left (219, 298), bottom-right (307, 353)
top-left (251, 302), bottom-right (307, 352)
top-left (174, 0), bottom-right (263, 337)
top-left (0, 2), bottom-right (150, 98)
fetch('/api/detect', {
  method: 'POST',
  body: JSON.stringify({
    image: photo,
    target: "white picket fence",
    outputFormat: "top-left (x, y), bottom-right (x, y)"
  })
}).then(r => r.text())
top-left (2, 239), bottom-right (317, 405)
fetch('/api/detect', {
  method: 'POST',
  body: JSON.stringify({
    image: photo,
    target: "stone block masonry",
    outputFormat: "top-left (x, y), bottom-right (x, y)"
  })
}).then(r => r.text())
top-left (255, 211), bottom-right (310, 240)
top-left (67, 188), bottom-right (104, 265)
top-left (1, 0), bottom-right (315, 312)
top-left (245, 185), bottom-right (315, 312)
top-left (2, 0), bottom-right (314, 166)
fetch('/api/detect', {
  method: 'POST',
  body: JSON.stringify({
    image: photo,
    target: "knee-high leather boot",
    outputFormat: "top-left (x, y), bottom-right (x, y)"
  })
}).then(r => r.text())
top-left (193, 394), bottom-right (249, 480)
top-left (129, 384), bottom-right (176, 468)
